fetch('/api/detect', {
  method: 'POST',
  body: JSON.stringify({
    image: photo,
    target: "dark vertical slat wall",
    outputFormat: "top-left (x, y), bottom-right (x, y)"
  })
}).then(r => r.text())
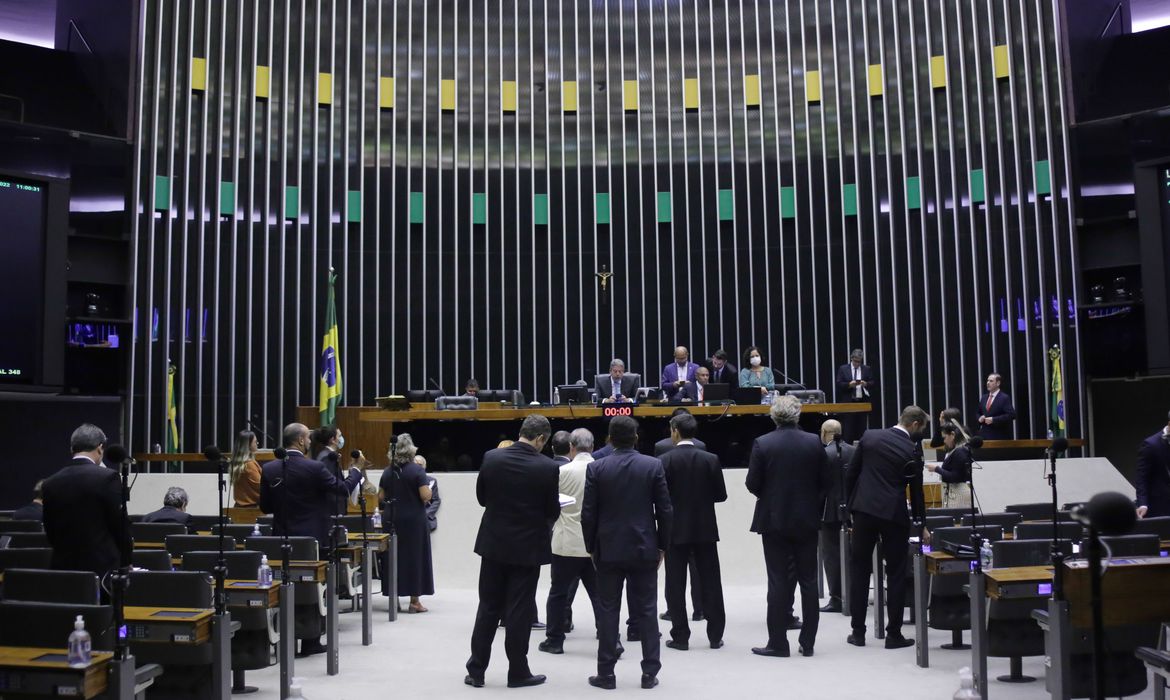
top-left (130, 0), bottom-right (1082, 451)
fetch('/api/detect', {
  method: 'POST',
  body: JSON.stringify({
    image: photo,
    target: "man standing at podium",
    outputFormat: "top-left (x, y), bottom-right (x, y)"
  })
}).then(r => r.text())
top-left (836, 349), bottom-right (877, 442)
top-left (975, 373), bottom-right (1016, 440)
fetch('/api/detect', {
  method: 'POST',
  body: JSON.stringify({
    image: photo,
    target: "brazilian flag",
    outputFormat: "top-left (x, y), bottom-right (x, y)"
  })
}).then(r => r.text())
top-left (166, 362), bottom-right (180, 472)
top-left (319, 271), bottom-right (342, 425)
top-left (1048, 346), bottom-right (1065, 438)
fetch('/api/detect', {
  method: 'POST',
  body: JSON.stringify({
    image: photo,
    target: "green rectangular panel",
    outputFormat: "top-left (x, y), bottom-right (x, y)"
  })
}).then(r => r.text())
top-left (472, 193), bottom-right (487, 224)
top-left (284, 186), bottom-right (299, 219)
top-left (154, 175), bottom-right (170, 211)
top-left (717, 189), bottom-right (734, 221)
top-left (347, 190), bottom-right (362, 222)
top-left (219, 181), bottom-right (235, 216)
top-left (906, 176), bottom-right (921, 210)
top-left (534, 193), bottom-right (549, 225)
top-left (843, 184), bottom-right (858, 216)
top-left (1035, 160), bottom-right (1051, 195)
top-left (970, 169), bottom-right (986, 204)
top-left (595, 193), bottom-right (610, 224)
top-left (409, 191), bottom-right (424, 224)
top-left (656, 191), bottom-right (672, 223)
top-left (780, 186), bottom-right (796, 219)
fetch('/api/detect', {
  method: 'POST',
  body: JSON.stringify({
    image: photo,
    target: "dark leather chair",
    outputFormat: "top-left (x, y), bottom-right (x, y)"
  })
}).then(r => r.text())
top-left (928, 526), bottom-right (1006, 649)
top-left (1132, 516), bottom-right (1170, 539)
top-left (131, 522), bottom-right (190, 542)
top-left (0, 547), bottom-right (52, 573)
top-left (181, 551), bottom-right (263, 580)
top-left (255, 514), bottom-right (274, 527)
top-left (5, 532), bottom-right (49, 548)
top-left (211, 523), bottom-right (272, 539)
top-left (2, 569), bottom-right (100, 605)
top-left (1003, 502), bottom-right (1056, 521)
top-left (165, 534), bottom-right (236, 558)
top-left (0, 520), bottom-right (45, 533)
top-left (0, 600), bottom-right (115, 650)
top-left (186, 515), bottom-right (222, 532)
top-left (925, 515), bottom-right (958, 532)
top-left (987, 539), bottom-right (1073, 683)
top-left (132, 549), bottom-right (174, 571)
top-left (1014, 521), bottom-right (1083, 542)
top-left (1096, 533), bottom-right (1159, 557)
top-left (181, 551), bottom-right (274, 683)
top-left (436, 395), bottom-right (478, 410)
top-left (244, 536), bottom-right (323, 641)
top-left (405, 389), bottom-right (442, 403)
top-left (960, 512), bottom-right (1024, 530)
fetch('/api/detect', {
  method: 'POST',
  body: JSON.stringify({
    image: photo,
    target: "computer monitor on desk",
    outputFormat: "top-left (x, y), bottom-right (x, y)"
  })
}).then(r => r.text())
top-left (557, 385), bottom-right (591, 405)
top-left (732, 386), bottom-right (765, 405)
top-left (700, 382), bottom-right (730, 403)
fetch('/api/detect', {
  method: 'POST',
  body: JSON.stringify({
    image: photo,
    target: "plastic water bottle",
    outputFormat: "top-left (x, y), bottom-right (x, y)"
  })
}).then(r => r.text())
top-left (553, 386), bottom-right (560, 405)
top-left (289, 677), bottom-right (306, 698)
top-left (953, 667), bottom-right (979, 699)
top-left (251, 522), bottom-right (261, 537)
top-left (371, 509), bottom-right (382, 530)
top-left (980, 539), bottom-right (993, 570)
top-left (67, 615), bottom-right (91, 668)
top-left (257, 555), bottom-right (273, 586)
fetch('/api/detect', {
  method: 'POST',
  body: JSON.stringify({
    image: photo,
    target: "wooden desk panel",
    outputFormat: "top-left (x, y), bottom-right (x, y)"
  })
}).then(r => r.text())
top-left (224, 580), bottom-right (279, 609)
top-left (1064, 556), bottom-right (1170, 627)
top-left (0, 646), bottom-right (112, 699)
top-left (123, 607), bottom-right (213, 645)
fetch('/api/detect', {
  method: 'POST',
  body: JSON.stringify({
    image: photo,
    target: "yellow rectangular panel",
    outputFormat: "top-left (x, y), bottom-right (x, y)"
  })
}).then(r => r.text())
top-left (806, 70), bottom-right (822, 103)
top-left (993, 44), bottom-right (1010, 79)
top-left (683, 78), bottom-right (699, 110)
top-left (255, 66), bottom-right (270, 99)
top-left (379, 77), bottom-right (395, 109)
top-left (623, 79), bottom-right (638, 111)
top-left (318, 73), bottom-right (332, 105)
top-left (441, 79), bottom-right (456, 111)
top-left (562, 80), bottom-right (578, 112)
top-left (930, 55), bottom-right (947, 89)
top-left (502, 80), bottom-right (518, 112)
top-left (868, 64), bottom-right (883, 97)
top-left (743, 74), bottom-right (761, 106)
top-left (191, 57), bottom-right (207, 91)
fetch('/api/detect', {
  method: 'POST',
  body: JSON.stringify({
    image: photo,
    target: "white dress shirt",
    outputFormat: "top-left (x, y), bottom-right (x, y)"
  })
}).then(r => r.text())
top-left (551, 453), bottom-right (594, 558)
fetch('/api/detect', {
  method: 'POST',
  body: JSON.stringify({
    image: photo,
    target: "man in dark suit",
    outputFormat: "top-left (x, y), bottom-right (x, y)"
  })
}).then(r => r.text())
top-left (42, 424), bottom-right (131, 582)
top-left (582, 416), bottom-right (673, 690)
top-left (835, 349), bottom-right (878, 442)
top-left (661, 346), bottom-right (699, 399)
top-left (975, 373), bottom-right (1016, 440)
top-left (679, 367), bottom-right (711, 403)
top-left (595, 358), bottom-right (640, 403)
top-left (1136, 411), bottom-right (1170, 519)
top-left (653, 408), bottom-right (708, 456)
top-left (844, 405), bottom-right (928, 649)
top-left (745, 396), bottom-right (829, 657)
top-left (705, 349), bottom-right (738, 389)
top-left (261, 423), bottom-right (362, 656)
top-left (465, 415), bottom-right (560, 689)
top-left (141, 486), bottom-right (194, 527)
top-left (550, 430), bottom-right (571, 464)
top-left (660, 412), bottom-right (726, 650)
top-left (818, 419), bottom-right (854, 613)
top-left (12, 480), bottom-right (44, 521)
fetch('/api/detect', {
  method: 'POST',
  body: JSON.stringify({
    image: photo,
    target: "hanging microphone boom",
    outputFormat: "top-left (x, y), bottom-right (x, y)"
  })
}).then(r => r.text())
top-left (274, 447), bottom-right (287, 459)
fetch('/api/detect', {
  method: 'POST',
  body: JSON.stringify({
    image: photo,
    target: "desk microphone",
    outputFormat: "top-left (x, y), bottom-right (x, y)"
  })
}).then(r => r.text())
top-left (351, 450), bottom-right (361, 460)
top-left (1070, 491), bottom-right (1136, 536)
top-left (776, 369), bottom-right (806, 390)
top-left (105, 443), bottom-right (130, 466)
top-left (202, 445), bottom-right (224, 463)
top-left (1046, 436), bottom-right (1069, 455)
top-left (428, 377), bottom-right (446, 396)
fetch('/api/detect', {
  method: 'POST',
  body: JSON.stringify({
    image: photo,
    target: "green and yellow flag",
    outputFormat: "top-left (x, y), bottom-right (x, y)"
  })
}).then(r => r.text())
top-left (319, 271), bottom-right (342, 425)
top-left (166, 362), bottom-right (180, 471)
top-left (1048, 346), bottom-right (1065, 438)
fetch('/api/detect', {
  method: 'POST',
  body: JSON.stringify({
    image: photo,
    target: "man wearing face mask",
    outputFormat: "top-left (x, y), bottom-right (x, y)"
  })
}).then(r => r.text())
top-left (260, 422), bottom-right (363, 656)
top-left (311, 424), bottom-right (348, 515)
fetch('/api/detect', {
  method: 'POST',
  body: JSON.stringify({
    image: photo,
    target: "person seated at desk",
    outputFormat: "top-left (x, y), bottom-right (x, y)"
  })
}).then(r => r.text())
top-left (739, 346), bottom-right (776, 395)
top-left (230, 430), bottom-right (262, 507)
top-left (926, 423), bottom-right (973, 509)
top-left (706, 349), bottom-right (738, 389)
top-left (12, 480), bottom-right (44, 521)
top-left (661, 346), bottom-right (699, 400)
top-left (142, 486), bottom-right (194, 527)
top-left (680, 367), bottom-right (712, 403)
top-left (464, 378), bottom-right (481, 397)
top-left (595, 358), bottom-right (640, 403)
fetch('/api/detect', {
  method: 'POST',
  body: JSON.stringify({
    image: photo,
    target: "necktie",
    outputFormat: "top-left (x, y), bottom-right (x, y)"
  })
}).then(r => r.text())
top-left (986, 394), bottom-right (993, 412)
top-left (698, 385), bottom-right (704, 401)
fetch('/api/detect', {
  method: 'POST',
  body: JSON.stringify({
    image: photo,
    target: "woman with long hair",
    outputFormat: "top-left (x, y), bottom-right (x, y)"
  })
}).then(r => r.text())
top-left (230, 430), bottom-right (261, 507)
top-left (378, 433), bottom-right (434, 613)
top-left (927, 422), bottom-right (973, 509)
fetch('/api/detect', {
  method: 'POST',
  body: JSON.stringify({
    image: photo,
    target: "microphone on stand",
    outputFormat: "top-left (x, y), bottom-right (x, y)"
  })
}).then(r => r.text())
top-left (776, 369), bottom-right (807, 390)
top-left (428, 377), bottom-right (447, 396)
top-left (202, 445), bottom-right (229, 616)
top-left (247, 415), bottom-right (273, 446)
top-left (1046, 436), bottom-right (1069, 456)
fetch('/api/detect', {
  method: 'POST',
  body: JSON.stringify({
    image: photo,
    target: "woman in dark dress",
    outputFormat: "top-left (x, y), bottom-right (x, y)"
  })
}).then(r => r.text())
top-left (379, 433), bottom-right (434, 613)
top-left (927, 422), bottom-right (973, 509)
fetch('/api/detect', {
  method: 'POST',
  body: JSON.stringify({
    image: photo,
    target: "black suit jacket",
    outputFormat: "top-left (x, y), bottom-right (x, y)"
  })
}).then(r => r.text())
top-left (594, 374), bottom-right (641, 400)
top-left (582, 448), bottom-right (673, 563)
top-left (42, 458), bottom-right (131, 577)
top-left (653, 436), bottom-right (707, 457)
top-left (835, 363), bottom-right (877, 403)
top-left (141, 506), bottom-right (193, 527)
top-left (845, 427), bottom-right (925, 525)
top-left (1136, 430), bottom-right (1170, 518)
top-left (746, 426), bottom-right (829, 537)
top-left (975, 392), bottom-right (1016, 440)
top-left (473, 442), bottom-right (560, 566)
top-left (705, 362), bottom-right (739, 389)
top-left (822, 440), bottom-right (856, 523)
top-left (660, 445), bottom-right (726, 544)
top-left (935, 445), bottom-right (973, 485)
top-left (260, 450), bottom-right (361, 548)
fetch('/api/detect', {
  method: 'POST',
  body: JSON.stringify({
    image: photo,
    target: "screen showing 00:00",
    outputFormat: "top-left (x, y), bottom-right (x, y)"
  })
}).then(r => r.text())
top-left (602, 406), bottom-right (633, 417)
top-left (0, 177), bottom-right (46, 383)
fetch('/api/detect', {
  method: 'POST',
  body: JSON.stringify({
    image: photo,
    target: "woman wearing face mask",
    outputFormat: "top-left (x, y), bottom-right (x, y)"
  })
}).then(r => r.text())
top-left (738, 345), bottom-right (776, 394)
top-left (926, 422), bottom-right (973, 508)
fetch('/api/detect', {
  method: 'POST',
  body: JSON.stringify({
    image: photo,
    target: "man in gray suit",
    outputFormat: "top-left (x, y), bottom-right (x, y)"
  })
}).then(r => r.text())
top-left (595, 358), bottom-right (640, 403)
top-left (818, 419), bottom-right (854, 613)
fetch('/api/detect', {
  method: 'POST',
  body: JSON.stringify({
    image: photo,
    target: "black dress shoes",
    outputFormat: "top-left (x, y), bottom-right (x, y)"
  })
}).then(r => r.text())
top-left (641, 674), bottom-right (659, 689)
top-left (786, 617), bottom-right (802, 630)
top-left (507, 675), bottom-right (547, 688)
top-left (464, 675), bottom-right (485, 688)
top-left (588, 675), bottom-right (617, 690)
top-left (616, 641), bottom-right (624, 658)
top-left (709, 640), bottom-right (724, 649)
top-left (665, 640), bottom-right (688, 651)
top-left (798, 645), bottom-right (814, 657)
top-left (884, 635), bottom-right (914, 650)
top-left (531, 620), bottom-right (547, 630)
top-left (297, 639), bottom-right (327, 657)
top-left (819, 599), bottom-right (842, 613)
top-left (659, 611), bottom-right (671, 621)
top-left (538, 640), bottom-right (563, 654)
top-left (846, 633), bottom-right (866, 647)
top-left (751, 646), bottom-right (790, 657)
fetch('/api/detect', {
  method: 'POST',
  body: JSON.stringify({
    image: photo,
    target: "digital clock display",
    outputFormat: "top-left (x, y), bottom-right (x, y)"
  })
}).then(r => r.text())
top-left (602, 405), bottom-right (634, 417)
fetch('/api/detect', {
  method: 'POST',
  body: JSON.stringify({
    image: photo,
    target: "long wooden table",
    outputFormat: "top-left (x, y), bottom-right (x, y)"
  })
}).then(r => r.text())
top-left (0, 646), bottom-right (112, 698)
